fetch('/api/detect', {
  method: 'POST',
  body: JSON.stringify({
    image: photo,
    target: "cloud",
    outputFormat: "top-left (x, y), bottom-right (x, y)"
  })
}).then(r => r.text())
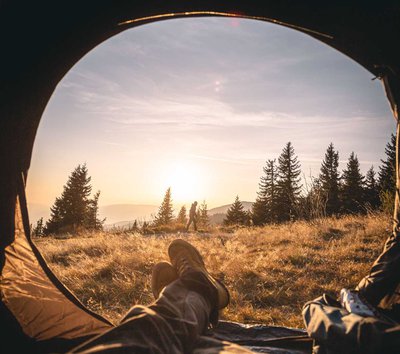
top-left (31, 16), bottom-right (395, 209)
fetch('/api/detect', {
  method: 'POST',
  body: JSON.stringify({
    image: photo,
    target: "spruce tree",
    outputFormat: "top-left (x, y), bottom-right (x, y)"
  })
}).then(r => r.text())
top-left (176, 205), bottom-right (187, 225)
top-left (64, 164), bottom-right (92, 227)
top-left (251, 197), bottom-right (266, 226)
top-left (378, 133), bottom-right (396, 209)
top-left (131, 220), bottom-right (138, 231)
top-left (224, 196), bottom-right (249, 226)
top-left (276, 142), bottom-right (302, 221)
top-left (45, 164), bottom-right (100, 234)
top-left (365, 166), bottom-right (379, 210)
top-left (252, 159), bottom-right (278, 225)
top-left (141, 221), bottom-right (149, 233)
top-left (85, 190), bottom-right (104, 230)
top-left (319, 143), bottom-right (340, 215)
top-left (196, 200), bottom-right (210, 228)
top-left (378, 133), bottom-right (396, 192)
top-left (45, 197), bottom-right (65, 234)
top-left (341, 152), bottom-right (365, 213)
top-left (32, 217), bottom-right (44, 237)
top-left (154, 187), bottom-right (174, 226)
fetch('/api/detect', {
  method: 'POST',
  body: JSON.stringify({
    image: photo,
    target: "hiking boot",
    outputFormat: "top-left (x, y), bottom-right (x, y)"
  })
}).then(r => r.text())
top-left (168, 239), bottom-right (230, 309)
top-left (151, 261), bottom-right (178, 299)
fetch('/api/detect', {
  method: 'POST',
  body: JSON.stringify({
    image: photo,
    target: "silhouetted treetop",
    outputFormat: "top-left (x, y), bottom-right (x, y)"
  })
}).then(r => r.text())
top-left (224, 196), bottom-right (249, 226)
top-left (154, 187), bottom-right (174, 226)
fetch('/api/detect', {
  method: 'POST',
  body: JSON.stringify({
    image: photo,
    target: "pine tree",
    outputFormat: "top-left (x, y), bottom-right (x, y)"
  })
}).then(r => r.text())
top-left (319, 143), bottom-right (340, 215)
top-left (197, 200), bottom-right (210, 228)
top-left (378, 133), bottom-right (396, 210)
top-left (224, 196), bottom-right (249, 226)
top-left (85, 190), bottom-right (104, 230)
top-left (32, 217), bottom-right (44, 237)
top-left (252, 159), bottom-right (279, 225)
top-left (141, 221), bottom-right (149, 233)
top-left (251, 197), bottom-right (266, 226)
top-left (378, 133), bottom-right (396, 192)
top-left (341, 152), bottom-right (365, 213)
top-left (130, 220), bottom-right (138, 231)
top-left (45, 197), bottom-right (65, 234)
top-left (64, 164), bottom-right (92, 227)
top-left (365, 166), bottom-right (380, 210)
top-left (276, 142), bottom-right (302, 221)
top-left (176, 205), bottom-right (187, 225)
top-left (44, 164), bottom-right (100, 234)
top-left (154, 187), bottom-right (174, 226)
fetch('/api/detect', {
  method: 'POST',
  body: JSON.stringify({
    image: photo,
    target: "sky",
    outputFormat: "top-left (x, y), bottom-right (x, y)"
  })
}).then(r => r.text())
top-left (26, 16), bottom-right (395, 215)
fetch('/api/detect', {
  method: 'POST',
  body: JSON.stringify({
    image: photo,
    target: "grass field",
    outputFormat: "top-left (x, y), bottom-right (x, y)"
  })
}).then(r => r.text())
top-left (34, 213), bottom-right (390, 328)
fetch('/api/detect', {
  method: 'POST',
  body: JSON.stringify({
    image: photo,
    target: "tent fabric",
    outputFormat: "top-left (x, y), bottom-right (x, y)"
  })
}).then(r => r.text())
top-left (0, 179), bottom-right (112, 342)
top-left (0, 1), bottom-right (400, 353)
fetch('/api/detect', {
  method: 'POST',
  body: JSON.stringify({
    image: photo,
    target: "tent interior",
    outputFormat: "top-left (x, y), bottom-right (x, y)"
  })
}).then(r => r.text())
top-left (1, 1), bottom-right (399, 353)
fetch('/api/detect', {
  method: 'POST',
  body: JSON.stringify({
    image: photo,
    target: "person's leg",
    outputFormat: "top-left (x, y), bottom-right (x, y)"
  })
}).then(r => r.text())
top-left (193, 218), bottom-right (197, 231)
top-left (69, 277), bottom-right (213, 354)
top-left (69, 240), bottom-right (229, 354)
top-left (356, 232), bottom-right (400, 308)
top-left (357, 124), bottom-right (400, 310)
top-left (186, 218), bottom-right (192, 231)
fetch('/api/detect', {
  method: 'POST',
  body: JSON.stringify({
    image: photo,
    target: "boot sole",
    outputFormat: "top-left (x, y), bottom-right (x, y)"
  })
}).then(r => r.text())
top-left (168, 239), bottom-right (205, 267)
top-left (168, 239), bottom-right (230, 309)
top-left (151, 261), bottom-right (178, 299)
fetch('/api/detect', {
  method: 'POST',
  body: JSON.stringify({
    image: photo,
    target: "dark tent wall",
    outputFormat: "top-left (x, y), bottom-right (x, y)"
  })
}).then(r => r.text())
top-left (1, 1), bottom-right (400, 352)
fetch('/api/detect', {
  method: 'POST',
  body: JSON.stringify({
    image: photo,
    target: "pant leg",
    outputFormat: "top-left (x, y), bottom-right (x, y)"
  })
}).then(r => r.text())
top-left (186, 218), bottom-right (192, 231)
top-left (69, 273), bottom-right (215, 354)
top-left (303, 294), bottom-right (400, 354)
top-left (356, 119), bottom-right (400, 310)
top-left (356, 230), bottom-right (400, 310)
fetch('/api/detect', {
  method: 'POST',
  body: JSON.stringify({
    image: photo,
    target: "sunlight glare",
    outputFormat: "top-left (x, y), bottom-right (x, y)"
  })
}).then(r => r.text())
top-left (164, 161), bottom-right (202, 205)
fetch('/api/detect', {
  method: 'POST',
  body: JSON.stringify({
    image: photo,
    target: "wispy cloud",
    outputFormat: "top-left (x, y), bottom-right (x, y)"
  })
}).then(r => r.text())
top-left (29, 17), bottom-right (395, 208)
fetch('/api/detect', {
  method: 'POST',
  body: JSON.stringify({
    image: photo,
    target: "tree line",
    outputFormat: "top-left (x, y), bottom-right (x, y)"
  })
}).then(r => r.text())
top-left (33, 134), bottom-right (396, 235)
top-left (248, 135), bottom-right (396, 226)
top-left (125, 129), bottom-right (397, 229)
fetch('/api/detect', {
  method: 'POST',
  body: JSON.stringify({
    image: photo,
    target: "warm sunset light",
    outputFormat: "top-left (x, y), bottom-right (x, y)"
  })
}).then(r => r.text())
top-left (26, 17), bottom-right (395, 225)
top-left (162, 161), bottom-right (203, 204)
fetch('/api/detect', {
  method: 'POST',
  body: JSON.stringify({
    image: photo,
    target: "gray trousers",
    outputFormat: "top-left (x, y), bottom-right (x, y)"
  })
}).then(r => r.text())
top-left (70, 271), bottom-right (216, 354)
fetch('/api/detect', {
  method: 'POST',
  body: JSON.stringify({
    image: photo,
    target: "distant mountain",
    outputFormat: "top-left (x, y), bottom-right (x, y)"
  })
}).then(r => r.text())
top-left (103, 220), bottom-right (140, 231)
top-left (208, 201), bottom-right (253, 225)
top-left (209, 213), bottom-right (226, 225)
top-left (28, 201), bottom-right (254, 229)
top-left (209, 201), bottom-right (253, 215)
top-left (100, 204), bottom-right (158, 226)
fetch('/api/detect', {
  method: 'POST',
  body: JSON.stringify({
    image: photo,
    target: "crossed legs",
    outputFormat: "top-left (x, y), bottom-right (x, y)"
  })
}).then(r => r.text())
top-left (70, 240), bottom-right (229, 354)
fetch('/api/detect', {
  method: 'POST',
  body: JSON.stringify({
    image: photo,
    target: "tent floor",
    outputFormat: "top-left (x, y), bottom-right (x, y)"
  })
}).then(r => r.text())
top-left (211, 321), bottom-right (312, 353)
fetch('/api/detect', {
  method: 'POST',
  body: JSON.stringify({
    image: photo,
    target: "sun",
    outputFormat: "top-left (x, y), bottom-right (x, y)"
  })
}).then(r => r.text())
top-left (164, 162), bottom-right (201, 204)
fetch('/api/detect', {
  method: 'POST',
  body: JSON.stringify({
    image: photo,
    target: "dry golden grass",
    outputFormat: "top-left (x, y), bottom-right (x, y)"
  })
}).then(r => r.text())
top-left (34, 213), bottom-right (390, 328)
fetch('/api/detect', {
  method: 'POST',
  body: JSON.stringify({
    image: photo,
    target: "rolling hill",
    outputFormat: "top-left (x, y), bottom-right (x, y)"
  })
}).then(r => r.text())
top-left (208, 201), bottom-right (253, 215)
top-left (28, 201), bottom-right (254, 229)
top-left (100, 204), bottom-right (159, 226)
